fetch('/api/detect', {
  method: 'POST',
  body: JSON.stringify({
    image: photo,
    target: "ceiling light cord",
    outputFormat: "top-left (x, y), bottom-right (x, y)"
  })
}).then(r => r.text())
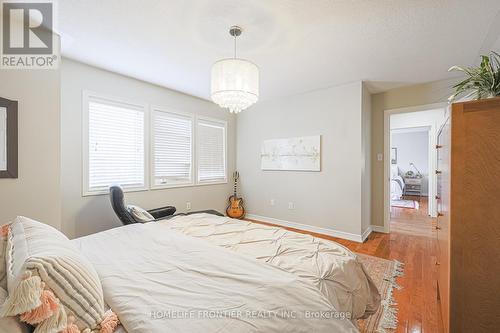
top-left (229, 26), bottom-right (242, 59)
top-left (234, 33), bottom-right (237, 59)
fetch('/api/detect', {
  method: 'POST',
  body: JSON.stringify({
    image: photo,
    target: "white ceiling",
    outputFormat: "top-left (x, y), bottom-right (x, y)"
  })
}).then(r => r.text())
top-left (59, 0), bottom-right (500, 101)
top-left (391, 127), bottom-right (430, 135)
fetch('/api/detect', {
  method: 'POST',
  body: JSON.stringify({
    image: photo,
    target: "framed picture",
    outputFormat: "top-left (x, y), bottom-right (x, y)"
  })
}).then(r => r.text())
top-left (261, 135), bottom-right (321, 171)
top-left (0, 97), bottom-right (18, 178)
top-left (391, 147), bottom-right (397, 164)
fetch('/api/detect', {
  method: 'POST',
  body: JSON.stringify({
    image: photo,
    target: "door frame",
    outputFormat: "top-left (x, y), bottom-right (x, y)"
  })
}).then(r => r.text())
top-left (383, 102), bottom-right (447, 233)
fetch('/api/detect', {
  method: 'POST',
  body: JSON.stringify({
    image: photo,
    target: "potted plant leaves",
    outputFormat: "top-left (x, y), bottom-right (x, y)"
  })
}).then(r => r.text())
top-left (448, 51), bottom-right (500, 102)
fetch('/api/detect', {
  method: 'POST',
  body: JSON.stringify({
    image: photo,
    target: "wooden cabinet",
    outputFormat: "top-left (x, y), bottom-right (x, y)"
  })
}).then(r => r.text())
top-left (436, 97), bottom-right (500, 333)
top-left (436, 117), bottom-right (450, 333)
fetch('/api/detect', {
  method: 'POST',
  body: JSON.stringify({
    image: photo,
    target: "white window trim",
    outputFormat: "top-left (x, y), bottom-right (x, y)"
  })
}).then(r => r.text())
top-left (82, 90), bottom-right (149, 196)
top-left (196, 115), bottom-right (228, 185)
top-left (149, 105), bottom-right (195, 190)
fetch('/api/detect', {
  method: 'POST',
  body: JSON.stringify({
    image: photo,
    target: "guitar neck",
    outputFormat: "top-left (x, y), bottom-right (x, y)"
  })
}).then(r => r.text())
top-left (233, 171), bottom-right (240, 197)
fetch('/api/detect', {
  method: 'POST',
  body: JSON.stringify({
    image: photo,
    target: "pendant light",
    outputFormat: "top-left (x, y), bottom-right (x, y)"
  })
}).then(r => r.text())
top-left (211, 26), bottom-right (259, 113)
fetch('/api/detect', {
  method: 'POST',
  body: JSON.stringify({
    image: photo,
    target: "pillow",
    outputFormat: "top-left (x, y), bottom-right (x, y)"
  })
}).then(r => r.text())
top-left (126, 205), bottom-right (154, 223)
top-left (390, 164), bottom-right (399, 178)
top-left (0, 223), bottom-right (9, 290)
top-left (0, 288), bottom-right (30, 333)
top-left (0, 216), bottom-right (120, 333)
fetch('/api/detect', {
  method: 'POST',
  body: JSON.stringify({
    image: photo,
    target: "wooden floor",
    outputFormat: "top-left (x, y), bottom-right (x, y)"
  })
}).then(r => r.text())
top-left (249, 196), bottom-right (442, 333)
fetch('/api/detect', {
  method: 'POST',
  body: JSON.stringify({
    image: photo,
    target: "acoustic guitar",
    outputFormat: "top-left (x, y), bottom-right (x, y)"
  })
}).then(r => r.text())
top-left (226, 171), bottom-right (245, 219)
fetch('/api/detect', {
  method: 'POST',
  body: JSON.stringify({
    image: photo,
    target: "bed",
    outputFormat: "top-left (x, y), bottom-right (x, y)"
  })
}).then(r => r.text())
top-left (72, 213), bottom-right (380, 333)
top-left (391, 165), bottom-right (405, 200)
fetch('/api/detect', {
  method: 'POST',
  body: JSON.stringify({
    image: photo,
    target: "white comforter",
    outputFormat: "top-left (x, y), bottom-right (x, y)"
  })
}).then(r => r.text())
top-left (74, 221), bottom-right (359, 333)
top-left (165, 214), bottom-right (380, 320)
top-left (391, 176), bottom-right (405, 200)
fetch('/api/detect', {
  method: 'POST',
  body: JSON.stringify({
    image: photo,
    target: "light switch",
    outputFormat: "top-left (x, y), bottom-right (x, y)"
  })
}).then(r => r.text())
top-left (377, 153), bottom-right (383, 161)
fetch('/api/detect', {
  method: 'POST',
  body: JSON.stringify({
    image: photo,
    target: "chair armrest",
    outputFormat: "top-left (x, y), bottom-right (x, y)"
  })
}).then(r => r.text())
top-left (147, 206), bottom-right (176, 219)
top-left (157, 209), bottom-right (224, 221)
top-left (186, 209), bottom-right (224, 217)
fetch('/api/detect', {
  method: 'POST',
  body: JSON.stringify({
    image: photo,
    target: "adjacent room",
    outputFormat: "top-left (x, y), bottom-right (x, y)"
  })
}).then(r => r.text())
top-left (388, 108), bottom-right (445, 237)
top-left (1, 1), bottom-right (500, 333)
top-left (391, 127), bottom-right (429, 210)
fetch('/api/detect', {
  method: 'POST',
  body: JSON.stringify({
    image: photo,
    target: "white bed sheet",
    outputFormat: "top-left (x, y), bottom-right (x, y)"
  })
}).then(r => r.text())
top-left (391, 176), bottom-right (405, 200)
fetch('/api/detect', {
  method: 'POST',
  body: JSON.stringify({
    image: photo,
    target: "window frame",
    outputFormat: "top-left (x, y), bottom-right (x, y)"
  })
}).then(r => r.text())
top-left (82, 90), bottom-right (149, 196)
top-left (195, 115), bottom-right (228, 186)
top-left (149, 106), bottom-right (195, 190)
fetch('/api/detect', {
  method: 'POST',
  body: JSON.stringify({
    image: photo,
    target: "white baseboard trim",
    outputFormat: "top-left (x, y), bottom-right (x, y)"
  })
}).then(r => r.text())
top-left (361, 226), bottom-right (373, 242)
top-left (371, 225), bottom-right (389, 233)
top-left (246, 213), bottom-right (365, 242)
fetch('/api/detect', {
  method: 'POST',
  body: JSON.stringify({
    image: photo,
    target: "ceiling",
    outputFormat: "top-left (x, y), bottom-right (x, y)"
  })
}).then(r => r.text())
top-left (391, 127), bottom-right (430, 135)
top-left (59, 0), bottom-right (500, 101)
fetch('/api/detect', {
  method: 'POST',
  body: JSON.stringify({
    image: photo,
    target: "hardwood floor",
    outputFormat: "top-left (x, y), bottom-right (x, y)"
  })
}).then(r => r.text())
top-left (390, 197), bottom-right (435, 238)
top-left (248, 196), bottom-right (442, 333)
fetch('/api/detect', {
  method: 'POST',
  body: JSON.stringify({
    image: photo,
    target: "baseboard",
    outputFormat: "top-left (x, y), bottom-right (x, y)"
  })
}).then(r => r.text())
top-left (361, 226), bottom-right (373, 242)
top-left (246, 213), bottom-right (366, 242)
top-left (371, 225), bottom-right (389, 233)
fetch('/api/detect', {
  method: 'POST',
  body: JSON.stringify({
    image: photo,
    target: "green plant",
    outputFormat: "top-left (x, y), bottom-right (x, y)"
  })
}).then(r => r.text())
top-left (448, 51), bottom-right (500, 102)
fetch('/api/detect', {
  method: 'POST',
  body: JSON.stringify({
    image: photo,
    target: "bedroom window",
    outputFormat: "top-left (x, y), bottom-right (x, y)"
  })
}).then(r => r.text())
top-left (196, 117), bottom-right (227, 184)
top-left (151, 108), bottom-right (193, 187)
top-left (83, 92), bottom-right (147, 195)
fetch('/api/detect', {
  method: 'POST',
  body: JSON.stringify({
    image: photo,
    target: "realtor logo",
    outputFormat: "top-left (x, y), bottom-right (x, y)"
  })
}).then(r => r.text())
top-left (1, 1), bottom-right (58, 69)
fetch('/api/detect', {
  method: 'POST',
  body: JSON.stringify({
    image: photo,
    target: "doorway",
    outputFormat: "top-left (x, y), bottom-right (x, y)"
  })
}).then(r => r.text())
top-left (390, 126), bottom-right (431, 235)
top-left (383, 103), bottom-right (447, 233)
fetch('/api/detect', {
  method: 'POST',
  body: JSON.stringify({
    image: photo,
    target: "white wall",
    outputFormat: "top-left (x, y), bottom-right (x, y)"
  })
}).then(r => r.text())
top-left (237, 81), bottom-right (370, 241)
top-left (391, 130), bottom-right (429, 195)
top-left (0, 69), bottom-right (61, 228)
top-left (361, 83), bottom-right (372, 235)
top-left (61, 59), bottom-right (236, 238)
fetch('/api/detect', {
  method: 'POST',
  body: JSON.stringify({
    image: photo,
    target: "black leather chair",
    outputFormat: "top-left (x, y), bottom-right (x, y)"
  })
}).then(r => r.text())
top-left (109, 185), bottom-right (176, 225)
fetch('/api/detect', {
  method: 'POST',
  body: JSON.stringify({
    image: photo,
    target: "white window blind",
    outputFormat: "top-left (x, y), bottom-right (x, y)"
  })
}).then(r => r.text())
top-left (152, 110), bottom-right (193, 186)
top-left (197, 118), bottom-right (226, 183)
top-left (86, 97), bottom-right (145, 193)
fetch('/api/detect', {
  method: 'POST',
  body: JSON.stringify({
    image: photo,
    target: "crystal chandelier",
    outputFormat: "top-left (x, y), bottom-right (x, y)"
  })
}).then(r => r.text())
top-left (211, 26), bottom-right (259, 114)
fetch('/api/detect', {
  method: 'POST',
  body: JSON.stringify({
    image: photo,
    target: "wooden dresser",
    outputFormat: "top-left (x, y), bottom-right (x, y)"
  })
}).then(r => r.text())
top-left (436, 97), bottom-right (500, 333)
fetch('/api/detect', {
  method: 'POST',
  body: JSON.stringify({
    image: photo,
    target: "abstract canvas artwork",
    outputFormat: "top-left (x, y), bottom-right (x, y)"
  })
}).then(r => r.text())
top-left (261, 135), bottom-right (321, 171)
